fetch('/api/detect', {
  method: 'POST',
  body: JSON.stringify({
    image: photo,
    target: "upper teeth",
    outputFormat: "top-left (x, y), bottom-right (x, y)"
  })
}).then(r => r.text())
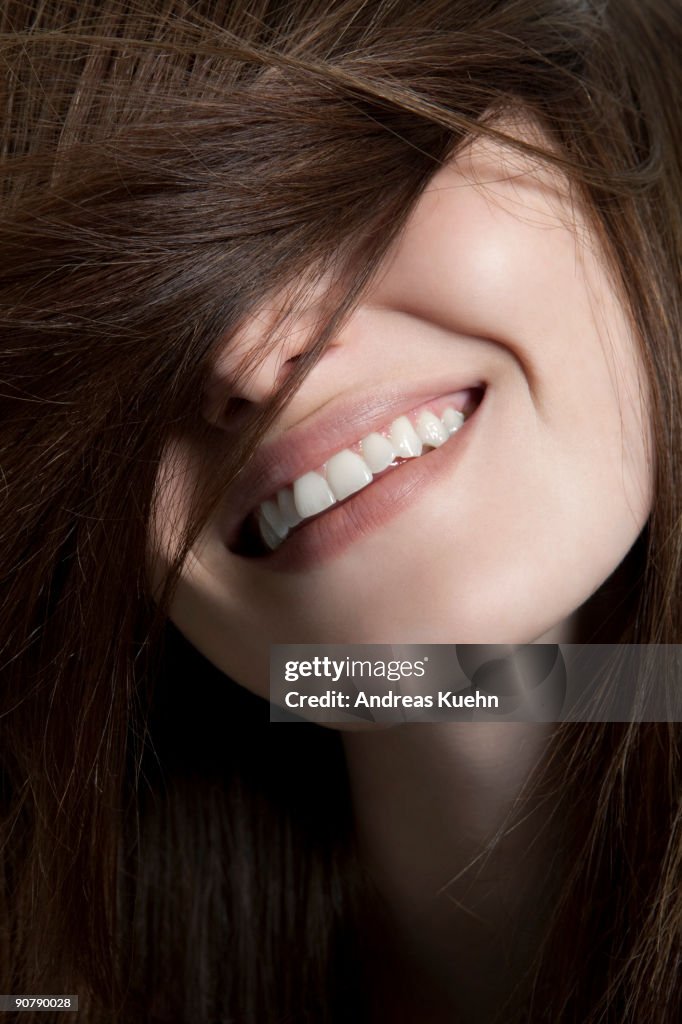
top-left (256, 405), bottom-right (465, 550)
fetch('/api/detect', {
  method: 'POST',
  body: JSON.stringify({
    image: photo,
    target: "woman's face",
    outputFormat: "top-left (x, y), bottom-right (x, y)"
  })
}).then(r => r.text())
top-left (149, 124), bottom-right (653, 698)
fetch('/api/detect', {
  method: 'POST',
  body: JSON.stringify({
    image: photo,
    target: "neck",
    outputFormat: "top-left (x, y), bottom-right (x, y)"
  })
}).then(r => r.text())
top-left (341, 625), bottom-right (574, 1023)
top-left (337, 565), bottom-right (642, 1020)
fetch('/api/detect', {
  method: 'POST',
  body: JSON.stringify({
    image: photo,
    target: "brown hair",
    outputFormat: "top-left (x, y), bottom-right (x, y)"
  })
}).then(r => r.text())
top-left (0, 1), bottom-right (680, 1021)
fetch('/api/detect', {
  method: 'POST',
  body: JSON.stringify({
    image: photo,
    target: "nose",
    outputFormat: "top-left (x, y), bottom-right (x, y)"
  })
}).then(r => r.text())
top-left (203, 310), bottom-right (319, 426)
top-left (202, 280), bottom-right (341, 426)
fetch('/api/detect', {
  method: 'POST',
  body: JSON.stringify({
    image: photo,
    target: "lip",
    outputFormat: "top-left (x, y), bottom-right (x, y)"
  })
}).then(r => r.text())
top-left (220, 376), bottom-right (486, 547)
top-left (223, 381), bottom-right (486, 570)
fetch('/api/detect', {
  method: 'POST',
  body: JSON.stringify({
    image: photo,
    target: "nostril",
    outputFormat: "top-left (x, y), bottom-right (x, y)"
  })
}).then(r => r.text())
top-left (277, 351), bottom-right (306, 382)
top-left (210, 395), bottom-right (255, 431)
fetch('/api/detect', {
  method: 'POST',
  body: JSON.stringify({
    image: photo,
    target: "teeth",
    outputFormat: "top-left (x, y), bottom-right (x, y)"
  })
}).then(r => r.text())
top-left (325, 449), bottom-right (373, 501)
top-left (259, 511), bottom-right (286, 550)
top-left (390, 416), bottom-right (423, 458)
top-left (416, 409), bottom-right (449, 448)
top-left (254, 399), bottom-right (475, 551)
top-left (277, 487), bottom-right (302, 529)
top-left (442, 407), bottom-right (464, 434)
top-left (260, 498), bottom-right (288, 539)
top-left (293, 471), bottom-right (336, 519)
top-left (361, 432), bottom-right (396, 473)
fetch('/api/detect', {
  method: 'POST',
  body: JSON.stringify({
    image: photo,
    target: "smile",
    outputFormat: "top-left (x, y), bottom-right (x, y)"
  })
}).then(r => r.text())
top-left (234, 386), bottom-right (484, 557)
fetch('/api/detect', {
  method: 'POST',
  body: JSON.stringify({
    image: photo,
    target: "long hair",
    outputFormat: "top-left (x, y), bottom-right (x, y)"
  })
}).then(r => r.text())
top-left (0, 1), bottom-right (680, 1021)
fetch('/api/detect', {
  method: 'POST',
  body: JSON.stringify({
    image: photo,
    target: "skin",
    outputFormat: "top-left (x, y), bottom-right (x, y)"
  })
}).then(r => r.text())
top-left (149, 120), bottom-right (654, 1021)
top-left (343, 721), bottom-right (561, 1023)
top-left (151, 125), bottom-right (652, 691)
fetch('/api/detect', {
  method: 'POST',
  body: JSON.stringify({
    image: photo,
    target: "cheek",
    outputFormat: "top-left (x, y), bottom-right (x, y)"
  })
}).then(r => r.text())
top-left (380, 178), bottom-right (601, 368)
top-left (380, 173), bottom-right (654, 527)
top-left (309, 405), bottom-right (647, 641)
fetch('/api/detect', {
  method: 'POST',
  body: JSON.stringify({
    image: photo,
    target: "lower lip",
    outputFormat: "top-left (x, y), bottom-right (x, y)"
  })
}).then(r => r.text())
top-left (234, 391), bottom-right (486, 572)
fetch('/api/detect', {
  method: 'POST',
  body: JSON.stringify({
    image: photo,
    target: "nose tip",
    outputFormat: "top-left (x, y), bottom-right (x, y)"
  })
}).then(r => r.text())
top-left (206, 347), bottom-right (299, 423)
top-left (202, 311), bottom-right (315, 427)
top-left (202, 273), bottom-right (343, 427)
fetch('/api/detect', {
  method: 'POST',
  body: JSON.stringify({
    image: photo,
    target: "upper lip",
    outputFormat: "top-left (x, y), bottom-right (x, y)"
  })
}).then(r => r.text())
top-left (220, 375), bottom-right (486, 546)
